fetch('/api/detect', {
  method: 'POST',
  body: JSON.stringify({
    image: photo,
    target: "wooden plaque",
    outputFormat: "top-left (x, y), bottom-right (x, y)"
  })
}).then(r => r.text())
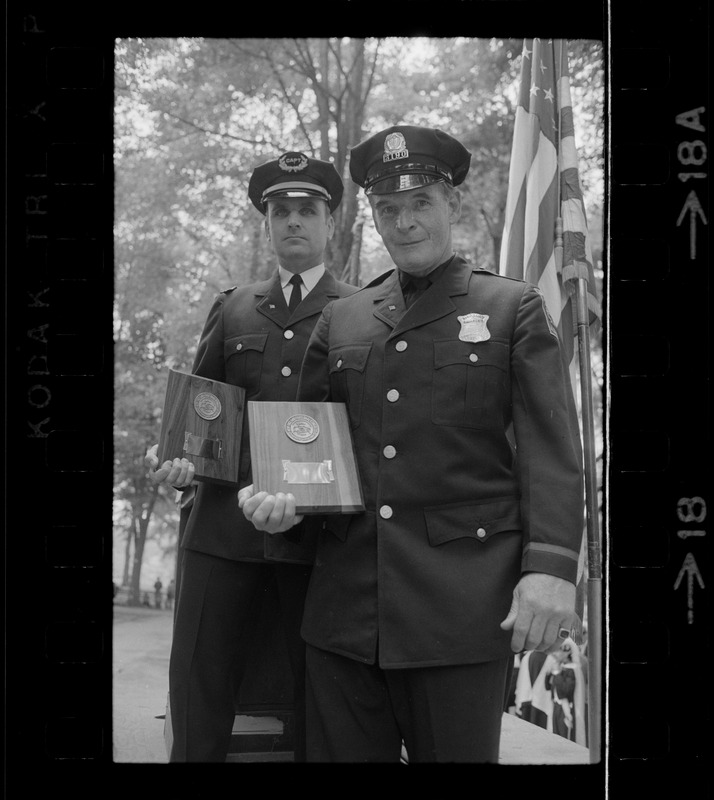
top-left (157, 369), bottom-right (246, 485)
top-left (248, 401), bottom-right (364, 514)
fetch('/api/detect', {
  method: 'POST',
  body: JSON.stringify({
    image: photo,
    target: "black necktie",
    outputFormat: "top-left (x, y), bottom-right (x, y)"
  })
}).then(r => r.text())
top-left (402, 275), bottom-right (430, 308)
top-left (288, 273), bottom-right (303, 313)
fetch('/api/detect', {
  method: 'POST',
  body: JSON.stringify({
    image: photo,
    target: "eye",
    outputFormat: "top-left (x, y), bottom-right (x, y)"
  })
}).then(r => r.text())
top-left (300, 206), bottom-right (317, 215)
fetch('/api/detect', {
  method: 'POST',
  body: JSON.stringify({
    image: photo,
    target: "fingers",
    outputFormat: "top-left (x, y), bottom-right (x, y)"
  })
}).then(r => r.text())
top-left (242, 491), bottom-right (303, 533)
top-left (237, 484), bottom-right (254, 509)
top-left (148, 456), bottom-right (195, 487)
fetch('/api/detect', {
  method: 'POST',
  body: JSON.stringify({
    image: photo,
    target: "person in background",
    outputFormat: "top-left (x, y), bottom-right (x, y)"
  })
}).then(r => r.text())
top-left (153, 577), bottom-right (163, 610)
top-left (146, 151), bottom-right (357, 762)
top-left (241, 125), bottom-right (584, 762)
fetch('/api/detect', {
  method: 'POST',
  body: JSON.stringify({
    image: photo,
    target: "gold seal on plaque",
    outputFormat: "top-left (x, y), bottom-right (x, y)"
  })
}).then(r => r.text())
top-left (285, 414), bottom-right (320, 444)
top-left (194, 392), bottom-right (222, 421)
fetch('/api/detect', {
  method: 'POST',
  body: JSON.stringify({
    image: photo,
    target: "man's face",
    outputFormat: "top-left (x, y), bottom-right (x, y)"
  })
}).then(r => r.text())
top-left (369, 182), bottom-right (461, 277)
top-left (265, 197), bottom-right (334, 273)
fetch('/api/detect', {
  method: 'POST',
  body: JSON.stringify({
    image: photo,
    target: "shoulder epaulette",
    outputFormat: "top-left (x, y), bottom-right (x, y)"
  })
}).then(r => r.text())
top-left (220, 285), bottom-right (237, 295)
top-left (363, 269), bottom-right (396, 289)
top-left (473, 266), bottom-right (527, 284)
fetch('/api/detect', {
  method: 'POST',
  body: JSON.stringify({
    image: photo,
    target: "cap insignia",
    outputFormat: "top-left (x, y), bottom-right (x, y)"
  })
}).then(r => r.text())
top-left (383, 132), bottom-right (409, 163)
top-left (278, 153), bottom-right (309, 172)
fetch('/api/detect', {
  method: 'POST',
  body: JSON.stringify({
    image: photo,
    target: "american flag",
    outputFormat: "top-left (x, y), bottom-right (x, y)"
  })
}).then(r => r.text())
top-left (499, 38), bottom-right (602, 625)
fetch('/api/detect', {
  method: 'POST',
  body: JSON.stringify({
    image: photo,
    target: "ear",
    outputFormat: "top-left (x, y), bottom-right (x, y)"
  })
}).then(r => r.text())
top-left (447, 188), bottom-right (462, 224)
top-left (325, 212), bottom-right (335, 240)
top-left (369, 202), bottom-right (383, 236)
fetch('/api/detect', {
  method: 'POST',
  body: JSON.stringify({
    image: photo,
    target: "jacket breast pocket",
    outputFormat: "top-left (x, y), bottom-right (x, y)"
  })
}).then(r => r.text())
top-left (224, 332), bottom-right (268, 391)
top-left (328, 342), bottom-right (372, 429)
top-left (431, 338), bottom-right (509, 429)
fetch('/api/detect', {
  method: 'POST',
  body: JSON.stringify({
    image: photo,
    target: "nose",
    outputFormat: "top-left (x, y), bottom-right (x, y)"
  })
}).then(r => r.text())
top-left (395, 208), bottom-right (415, 231)
top-left (287, 212), bottom-right (302, 228)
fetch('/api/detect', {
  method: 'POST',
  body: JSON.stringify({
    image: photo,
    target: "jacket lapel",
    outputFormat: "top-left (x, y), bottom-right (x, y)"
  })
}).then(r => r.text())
top-left (389, 255), bottom-right (472, 338)
top-left (256, 273), bottom-right (289, 326)
top-left (288, 270), bottom-right (342, 325)
top-left (372, 271), bottom-right (406, 330)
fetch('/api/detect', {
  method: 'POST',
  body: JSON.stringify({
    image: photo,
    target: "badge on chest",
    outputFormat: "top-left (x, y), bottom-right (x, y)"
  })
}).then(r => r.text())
top-left (457, 313), bottom-right (491, 343)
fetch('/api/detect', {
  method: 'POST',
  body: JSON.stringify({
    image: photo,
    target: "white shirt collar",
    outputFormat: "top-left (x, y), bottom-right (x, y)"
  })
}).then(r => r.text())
top-left (278, 263), bottom-right (326, 294)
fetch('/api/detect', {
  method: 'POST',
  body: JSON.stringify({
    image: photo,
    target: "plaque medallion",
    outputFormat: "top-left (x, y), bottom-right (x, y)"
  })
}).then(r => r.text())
top-left (194, 391), bottom-right (222, 421)
top-left (285, 414), bottom-right (320, 444)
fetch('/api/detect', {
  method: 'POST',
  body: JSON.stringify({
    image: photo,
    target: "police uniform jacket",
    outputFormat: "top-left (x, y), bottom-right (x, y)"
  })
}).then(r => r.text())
top-left (181, 269), bottom-right (358, 565)
top-left (296, 255), bottom-right (584, 667)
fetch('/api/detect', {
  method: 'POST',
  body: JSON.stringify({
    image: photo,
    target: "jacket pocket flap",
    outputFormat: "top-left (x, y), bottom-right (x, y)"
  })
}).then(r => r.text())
top-left (424, 498), bottom-right (522, 546)
top-left (433, 339), bottom-right (508, 371)
top-left (328, 343), bottom-right (373, 374)
top-left (225, 332), bottom-right (269, 358)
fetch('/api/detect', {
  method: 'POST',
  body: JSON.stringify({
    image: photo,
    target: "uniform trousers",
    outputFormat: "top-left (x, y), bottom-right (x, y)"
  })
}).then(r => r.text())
top-left (168, 549), bottom-right (311, 762)
top-left (305, 644), bottom-right (511, 762)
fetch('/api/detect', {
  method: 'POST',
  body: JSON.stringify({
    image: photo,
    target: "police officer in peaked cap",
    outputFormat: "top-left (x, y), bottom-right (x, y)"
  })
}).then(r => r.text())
top-left (146, 151), bottom-right (357, 762)
top-left (241, 125), bottom-right (584, 762)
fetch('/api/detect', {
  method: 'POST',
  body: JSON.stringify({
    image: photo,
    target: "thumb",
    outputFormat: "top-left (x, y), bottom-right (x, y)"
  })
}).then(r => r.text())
top-left (500, 592), bottom-right (519, 630)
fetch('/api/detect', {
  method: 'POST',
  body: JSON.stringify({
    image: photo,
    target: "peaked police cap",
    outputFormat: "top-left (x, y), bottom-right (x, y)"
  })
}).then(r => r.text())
top-left (248, 152), bottom-right (344, 214)
top-left (349, 125), bottom-right (471, 195)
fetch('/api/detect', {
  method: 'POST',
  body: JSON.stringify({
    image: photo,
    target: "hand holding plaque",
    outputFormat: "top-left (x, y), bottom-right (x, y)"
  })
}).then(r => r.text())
top-left (157, 369), bottom-right (246, 485)
top-left (248, 401), bottom-right (364, 514)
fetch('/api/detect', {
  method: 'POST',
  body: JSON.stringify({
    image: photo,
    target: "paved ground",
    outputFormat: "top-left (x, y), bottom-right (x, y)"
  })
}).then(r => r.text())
top-left (112, 603), bottom-right (590, 765)
top-left (113, 603), bottom-right (172, 763)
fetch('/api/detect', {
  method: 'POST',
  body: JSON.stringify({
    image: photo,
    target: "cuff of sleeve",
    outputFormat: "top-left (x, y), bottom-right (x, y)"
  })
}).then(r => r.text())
top-left (522, 542), bottom-right (580, 584)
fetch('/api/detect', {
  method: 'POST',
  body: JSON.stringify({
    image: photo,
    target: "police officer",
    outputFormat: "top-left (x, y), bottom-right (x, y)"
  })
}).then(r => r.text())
top-left (147, 152), bottom-right (357, 762)
top-left (240, 126), bottom-right (584, 763)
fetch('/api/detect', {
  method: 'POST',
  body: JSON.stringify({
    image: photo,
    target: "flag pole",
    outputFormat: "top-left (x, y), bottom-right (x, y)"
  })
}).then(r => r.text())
top-left (553, 39), bottom-right (602, 764)
top-left (575, 275), bottom-right (603, 764)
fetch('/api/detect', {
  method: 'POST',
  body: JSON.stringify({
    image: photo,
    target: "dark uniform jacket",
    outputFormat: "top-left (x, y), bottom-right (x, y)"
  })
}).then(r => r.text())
top-left (181, 269), bottom-right (358, 565)
top-left (297, 255), bottom-right (584, 667)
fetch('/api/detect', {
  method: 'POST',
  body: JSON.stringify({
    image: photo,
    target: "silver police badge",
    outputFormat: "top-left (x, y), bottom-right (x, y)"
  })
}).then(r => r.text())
top-left (194, 392), bottom-right (222, 420)
top-left (278, 153), bottom-right (309, 172)
top-left (285, 414), bottom-right (320, 444)
top-left (383, 132), bottom-right (409, 162)
top-left (458, 313), bottom-right (491, 343)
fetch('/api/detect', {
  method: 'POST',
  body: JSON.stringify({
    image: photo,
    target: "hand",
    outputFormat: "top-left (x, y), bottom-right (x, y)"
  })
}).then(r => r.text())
top-left (238, 484), bottom-right (304, 534)
top-left (145, 443), bottom-right (195, 488)
top-left (499, 572), bottom-right (576, 654)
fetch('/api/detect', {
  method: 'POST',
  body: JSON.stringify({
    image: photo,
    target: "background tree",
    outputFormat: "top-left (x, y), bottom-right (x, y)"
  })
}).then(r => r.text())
top-left (113, 37), bottom-right (604, 601)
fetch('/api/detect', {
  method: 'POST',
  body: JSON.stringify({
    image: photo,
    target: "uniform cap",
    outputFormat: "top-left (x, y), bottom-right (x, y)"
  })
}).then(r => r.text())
top-left (248, 151), bottom-right (344, 213)
top-left (349, 125), bottom-right (471, 195)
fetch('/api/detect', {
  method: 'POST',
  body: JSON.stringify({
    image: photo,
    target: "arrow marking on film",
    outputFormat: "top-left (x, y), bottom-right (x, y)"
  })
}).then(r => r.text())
top-left (676, 190), bottom-right (708, 260)
top-left (673, 552), bottom-right (705, 624)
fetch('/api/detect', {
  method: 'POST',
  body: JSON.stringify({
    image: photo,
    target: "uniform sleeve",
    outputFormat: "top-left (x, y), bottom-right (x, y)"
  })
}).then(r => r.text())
top-left (511, 284), bottom-right (585, 584)
top-left (296, 302), bottom-right (333, 402)
top-left (191, 292), bottom-right (228, 381)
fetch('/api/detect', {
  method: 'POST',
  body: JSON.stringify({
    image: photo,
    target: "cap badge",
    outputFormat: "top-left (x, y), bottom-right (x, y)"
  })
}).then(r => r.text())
top-left (458, 313), bottom-right (491, 343)
top-left (278, 153), bottom-right (309, 172)
top-left (383, 132), bottom-right (409, 163)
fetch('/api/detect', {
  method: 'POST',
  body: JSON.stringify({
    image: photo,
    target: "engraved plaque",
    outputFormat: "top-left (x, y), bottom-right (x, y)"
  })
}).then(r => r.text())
top-left (248, 401), bottom-right (364, 514)
top-left (157, 369), bottom-right (245, 485)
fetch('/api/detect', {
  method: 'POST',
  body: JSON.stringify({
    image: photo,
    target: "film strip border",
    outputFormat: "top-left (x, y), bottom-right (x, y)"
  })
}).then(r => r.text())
top-left (8, 7), bottom-right (113, 767)
top-left (608, 2), bottom-right (711, 793)
top-left (5, 0), bottom-right (711, 790)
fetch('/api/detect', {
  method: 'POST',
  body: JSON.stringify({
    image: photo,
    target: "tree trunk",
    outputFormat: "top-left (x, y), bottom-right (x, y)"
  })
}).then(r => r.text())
top-left (121, 529), bottom-right (132, 586)
top-left (128, 484), bottom-right (160, 605)
top-left (329, 38), bottom-right (368, 283)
